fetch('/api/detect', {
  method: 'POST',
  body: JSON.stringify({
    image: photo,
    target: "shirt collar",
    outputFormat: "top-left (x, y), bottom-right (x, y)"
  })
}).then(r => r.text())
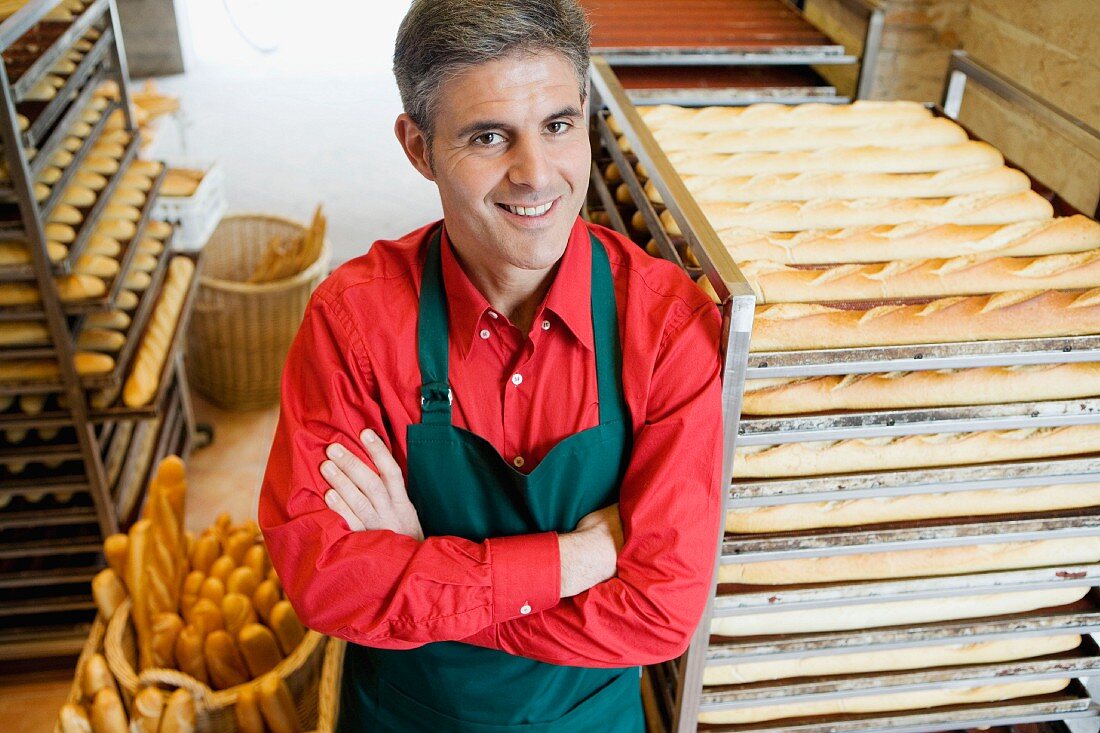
top-left (438, 218), bottom-right (595, 360)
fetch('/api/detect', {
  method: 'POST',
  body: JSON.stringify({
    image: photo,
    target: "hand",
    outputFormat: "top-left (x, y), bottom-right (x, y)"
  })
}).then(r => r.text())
top-left (320, 429), bottom-right (424, 541)
top-left (559, 503), bottom-right (623, 598)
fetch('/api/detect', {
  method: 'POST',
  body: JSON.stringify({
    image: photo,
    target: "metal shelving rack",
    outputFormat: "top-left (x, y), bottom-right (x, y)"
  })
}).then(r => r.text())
top-left (582, 0), bottom-right (884, 106)
top-left (0, 0), bottom-right (200, 660)
top-left (588, 51), bottom-right (1100, 733)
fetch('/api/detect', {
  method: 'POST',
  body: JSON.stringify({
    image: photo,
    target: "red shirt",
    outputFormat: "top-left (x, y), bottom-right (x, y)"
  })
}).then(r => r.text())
top-left (259, 217), bottom-right (723, 667)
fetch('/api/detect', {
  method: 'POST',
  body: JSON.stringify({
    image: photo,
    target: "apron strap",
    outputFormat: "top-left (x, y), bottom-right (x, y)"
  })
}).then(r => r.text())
top-left (418, 228), bottom-right (453, 424)
top-left (416, 227), bottom-right (628, 428)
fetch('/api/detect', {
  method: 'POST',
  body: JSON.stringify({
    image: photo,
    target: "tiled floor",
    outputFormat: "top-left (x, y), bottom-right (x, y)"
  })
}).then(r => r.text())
top-left (0, 389), bottom-right (280, 732)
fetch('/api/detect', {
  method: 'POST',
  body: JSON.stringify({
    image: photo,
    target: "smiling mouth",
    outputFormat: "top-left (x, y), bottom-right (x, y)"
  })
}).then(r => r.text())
top-left (499, 200), bottom-right (555, 217)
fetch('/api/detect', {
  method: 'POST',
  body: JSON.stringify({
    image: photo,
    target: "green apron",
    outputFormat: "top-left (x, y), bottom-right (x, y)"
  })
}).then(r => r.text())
top-left (336, 228), bottom-right (643, 732)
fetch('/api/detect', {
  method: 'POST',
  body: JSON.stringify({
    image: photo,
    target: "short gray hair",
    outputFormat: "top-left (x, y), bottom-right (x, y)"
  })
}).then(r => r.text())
top-left (393, 0), bottom-right (591, 143)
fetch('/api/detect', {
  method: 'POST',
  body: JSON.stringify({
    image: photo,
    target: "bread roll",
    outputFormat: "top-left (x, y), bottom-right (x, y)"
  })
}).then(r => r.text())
top-left (704, 633), bottom-right (1080, 685)
top-left (662, 191), bottom-right (1053, 235)
top-left (209, 555), bottom-right (236, 584)
top-left (750, 289), bottom-right (1100, 352)
top-left (57, 703), bottom-right (91, 733)
top-left (189, 598), bottom-right (224, 637)
top-left (95, 218), bottom-right (135, 240)
top-left (698, 679), bottom-right (1069, 725)
top-left (81, 653), bottom-right (116, 700)
top-left (85, 234), bottom-right (121, 257)
top-left (131, 253), bottom-right (158, 272)
top-left (0, 274), bottom-right (105, 305)
top-left (720, 536), bottom-right (1100, 585)
top-left (116, 290), bottom-right (138, 310)
top-left (227, 566), bottom-right (260, 598)
top-left (124, 270), bottom-right (151, 291)
top-left (204, 630), bottom-right (249, 689)
top-left (50, 203), bottom-right (83, 224)
top-left (77, 327), bottom-right (125, 353)
top-left (269, 600), bottom-right (305, 655)
top-left (162, 170), bottom-right (201, 197)
top-left (146, 220), bottom-right (172, 240)
top-left (180, 570), bottom-right (205, 616)
top-left (103, 533), bottom-right (128, 579)
top-left (138, 237), bottom-right (164, 256)
top-left (244, 544), bottom-right (271, 580)
top-left (90, 688), bottom-right (128, 733)
top-left (235, 685), bottom-right (267, 733)
top-left (111, 187), bottom-right (146, 207)
top-left (711, 586), bottom-right (1089, 638)
top-left (105, 203), bottom-right (142, 222)
top-left (199, 576), bottom-right (225, 607)
top-left (132, 687), bottom-right (166, 733)
top-left (225, 529), bottom-right (256, 565)
top-left (253, 579), bottom-right (281, 624)
top-left (150, 612), bottom-right (184, 668)
top-left (222, 592), bottom-right (258, 637)
top-left (0, 321), bottom-right (49, 346)
top-left (189, 533), bottom-right (221, 574)
top-left (61, 185), bottom-right (95, 207)
top-left (735, 426), bottom-right (1100, 478)
top-left (160, 687), bottom-right (196, 733)
top-left (239, 622), bottom-right (283, 676)
top-left (91, 568), bottom-right (126, 619)
top-left (174, 625), bottom-right (208, 685)
top-left (258, 674), bottom-right (302, 733)
top-left (639, 101), bottom-right (932, 133)
top-left (73, 254), bottom-right (120, 279)
top-left (85, 310), bottom-right (131, 331)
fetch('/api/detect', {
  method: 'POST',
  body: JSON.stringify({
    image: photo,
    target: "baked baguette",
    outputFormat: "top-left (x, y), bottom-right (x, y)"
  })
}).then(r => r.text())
top-left (132, 687), bottom-right (166, 733)
top-left (150, 611), bottom-right (184, 668)
top-left (204, 630), bottom-right (250, 690)
top-left (91, 568), bottom-right (126, 619)
top-left (174, 625), bottom-right (208, 685)
top-left (661, 191), bottom-right (1054, 234)
top-left (190, 533), bottom-right (221, 574)
top-left (704, 634), bottom-right (1080, 686)
top-left (734, 426), bottom-right (1100, 478)
top-left (238, 622), bottom-right (284, 676)
top-left (0, 240), bottom-right (67, 264)
top-left (647, 166), bottom-right (1030, 205)
top-left (160, 687), bottom-right (196, 733)
top-left (85, 310), bottom-right (130, 331)
top-left (77, 328), bottom-right (125, 352)
top-left (244, 544), bottom-right (271, 579)
top-left (258, 675), bottom-right (302, 733)
top-left (57, 703), bottom-right (91, 733)
top-left (719, 536), bottom-right (1100, 585)
top-left (741, 251), bottom-right (1100, 303)
top-left (227, 566), bottom-right (260, 598)
top-left (73, 254), bottom-right (120, 279)
top-left (235, 686), bottom-right (267, 733)
top-left (252, 579), bottom-right (281, 624)
top-left (0, 352), bottom-right (114, 381)
top-left (269, 600), bottom-right (305, 655)
top-left (0, 321), bottom-right (49, 346)
top-left (0, 274), bottom-right (105, 305)
top-left (742, 363), bottom-right (1100, 415)
top-left (751, 289), bottom-right (1100, 352)
top-left (123, 256), bottom-right (194, 407)
top-left (639, 101), bottom-right (932, 132)
top-left (222, 592), bottom-right (257, 637)
top-left (711, 586), bottom-right (1088, 638)
top-left (90, 688), bottom-right (129, 733)
top-left (81, 653), bottom-right (116, 700)
top-left (665, 142), bottom-right (1005, 176)
top-left (728, 482), bottom-right (1100, 533)
top-left (721, 215), bottom-right (1100, 265)
top-left (698, 679), bottom-right (1069, 725)
top-left (85, 234), bottom-right (121, 257)
top-left (200, 576), bottom-right (225, 605)
top-left (103, 533), bottom-right (128, 578)
top-left (633, 117), bottom-right (968, 154)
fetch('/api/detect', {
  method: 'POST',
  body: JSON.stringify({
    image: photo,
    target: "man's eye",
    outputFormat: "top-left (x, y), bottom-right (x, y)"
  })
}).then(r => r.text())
top-left (474, 132), bottom-right (502, 145)
top-left (547, 121), bottom-right (571, 134)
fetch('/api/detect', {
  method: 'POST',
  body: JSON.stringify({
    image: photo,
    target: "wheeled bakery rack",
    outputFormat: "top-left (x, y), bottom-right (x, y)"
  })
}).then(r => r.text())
top-left (0, 0), bottom-right (201, 661)
top-left (580, 0), bottom-right (884, 105)
top-left (588, 52), bottom-right (1100, 733)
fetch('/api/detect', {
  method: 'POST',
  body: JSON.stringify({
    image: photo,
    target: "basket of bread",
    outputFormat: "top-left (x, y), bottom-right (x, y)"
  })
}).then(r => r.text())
top-left (85, 455), bottom-right (328, 732)
top-left (186, 208), bottom-right (330, 410)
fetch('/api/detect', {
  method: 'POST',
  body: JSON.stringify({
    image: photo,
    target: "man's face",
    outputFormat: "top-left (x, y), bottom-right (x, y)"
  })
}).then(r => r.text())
top-left (406, 51), bottom-right (591, 275)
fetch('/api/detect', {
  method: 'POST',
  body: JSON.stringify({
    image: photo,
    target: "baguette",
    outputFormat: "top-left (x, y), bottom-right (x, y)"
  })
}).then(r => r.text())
top-left (222, 592), bottom-right (258, 637)
top-left (200, 576), bottom-right (226, 605)
top-left (81, 653), bottom-right (116, 700)
top-left (269, 600), bottom-right (305, 655)
top-left (238, 622), bottom-right (284, 676)
top-left (90, 688), bottom-right (129, 733)
top-left (225, 529), bottom-right (256, 564)
top-left (0, 353), bottom-right (110, 382)
top-left (235, 685), bottom-right (267, 733)
top-left (728, 482), bottom-right (1100, 533)
top-left (77, 327), bottom-right (125, 353)
top-left (180, 570), bottom-right (205, 616)
top-left (639, 101), bottom-right (932, 132)
top-left (73, 254), bottom-right (120, 279)
top-left (0, 240), bottom-right (67, 265)
top-left (85, 235), bottom-right (121, 258)
top-left (705, 634), bottom-right (1080, 686)
top-left (742, 363), bottom-right (1100, 415)
top-left (190, 533), bottom-right (221, 574)
top-left (85, 310), bottom-right (131, 331)
top-left (640, 117), bottom-right (968, 155)
top-left (721, 215), bottom-right (1100, 265)
top-left (734, 426), bottom-right (1100, 478)
top-left (103, 533), bottom-right (129, 580)
top-left (0, 274), bottom-right (105, 305)
top-left (116, 290), bottom-right (138, 310)
top-left (61, 185), bottom-right (95, 207)
top-left (50, 203), bottom-right (83, 225)
top-left (648, 166), bottom-right (1030, 205)
top-left (146, 220), bottom-right (172, 239)
top-left (111, 187), bottom-right (146, 207)
top-left (665, 141), bottom-right (1005, 176)
top-left (57, 703), bottom-right (92, 733)
top-left (711, 586), bottom-right (1089, 638)
top-left (244, 544), bottom-right (271, 580)
top-left (46, 222), bottom-right (76, 243)
top-left (209, 555), bottom-right (236, 583)
top-left (123, 256), bottom-right (194, 407)
top-left (95, 218), bottom-right (135, 241)
top-left (174, 625), bottom-right (208, 685)
top-left (204, 630), bottom-right (250, 690)
top-left (661, 191), bottom-right (1054, 234)
top-left (227, 566), bottom-right (260, 598)
top-left (160, 687), bottom-right (196, 733)
top-left (132, 687), bottom-right (166, 733)
top-left (91, 568), bottom-right (126, 619)
top-left (741, 250), bottom-right (1100, 303)
top-left (751, 289), bottom-right (1100, 352)
top-left (253, 579), bottom-right (281, 624)
top-left (258, 675), bottom-right (302, 733)
top-left (719, 536), bottom-right (1100, 585)
top-left (0, 321), bottom-right (49, 346)
top-left (150, 611), bottom-right (184, 668)
top-left (698, 679), bottom-right (1069, 725)
top-left (125, 518), bottom-right (155, 669)
top-left (189, 598), bottom-right (225, 637)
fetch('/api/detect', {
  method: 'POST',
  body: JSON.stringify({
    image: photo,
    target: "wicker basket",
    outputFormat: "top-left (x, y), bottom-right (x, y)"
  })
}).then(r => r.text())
top-left (52, 614), bottom-right (109, 733)
top-left (187, 214), bottom-right (331, 410)
top-left (312, 638), bottom-right (345, 733)
top-left (105, 597), bottom-right (327, 733)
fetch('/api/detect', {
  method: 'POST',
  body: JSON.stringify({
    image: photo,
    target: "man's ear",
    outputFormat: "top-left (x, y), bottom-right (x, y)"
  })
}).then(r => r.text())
top-left (395, 114), bottom-right (435, 182)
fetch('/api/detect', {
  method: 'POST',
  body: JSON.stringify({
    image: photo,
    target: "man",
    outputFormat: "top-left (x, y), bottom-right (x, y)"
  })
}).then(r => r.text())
top-left (258, 1), bottom-right (723, 730)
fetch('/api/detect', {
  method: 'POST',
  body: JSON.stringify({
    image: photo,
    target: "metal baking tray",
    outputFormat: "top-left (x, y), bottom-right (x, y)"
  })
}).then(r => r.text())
top-left (708, 589), bottom-right (1100, 664)
top-left (9, 0), bottom-right (106, 103)
top-left (721, 509), bottom-right (1100, 564)
top-left (712, 565), bottom-right (1100, 618)
top-left (113, 380), bottom-right (182, 523)
top-left (694, 680), bottom-right (1097, 733)
top-left (27, 60), bottom-right (107, 180)
top-left (612, 65), bottom-right (844, 107)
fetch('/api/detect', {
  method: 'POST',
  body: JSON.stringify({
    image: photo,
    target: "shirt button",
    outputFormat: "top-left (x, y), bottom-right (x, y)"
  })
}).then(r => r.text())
top-left (520, 603), bottom-right (532, 615)
top-left (487, 311), bottom-right (498, 319)
top-left (511, 373), bottom-right (523, 386)
top-left (513, 455), bottom-right (525, 468)
top-left (541, 320), bottom-right (550, 331)
top-left (479, 329), bottom-right (490, 340)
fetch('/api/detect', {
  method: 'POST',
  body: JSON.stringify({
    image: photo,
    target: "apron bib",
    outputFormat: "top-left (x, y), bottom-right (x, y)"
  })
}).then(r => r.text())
top-left (337, 229), bottom-right (642, 732)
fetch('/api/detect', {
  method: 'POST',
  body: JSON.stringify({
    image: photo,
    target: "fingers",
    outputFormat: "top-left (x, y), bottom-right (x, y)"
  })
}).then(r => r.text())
top-left (360, 429), bottom-right (409, 504)
top-left (324, 485), bottom-right (366, 531)
top-left (325, 442), bottom-right (391, 513)
top-left (321, 457), bottom-right (379, 530)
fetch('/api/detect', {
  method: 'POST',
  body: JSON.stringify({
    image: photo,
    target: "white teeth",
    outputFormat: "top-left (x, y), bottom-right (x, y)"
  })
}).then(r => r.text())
top-left (505, 202), bottom-right (552, 217)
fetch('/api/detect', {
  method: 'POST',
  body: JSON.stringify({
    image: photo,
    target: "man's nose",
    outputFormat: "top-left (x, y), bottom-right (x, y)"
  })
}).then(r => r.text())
top-left (507, 135), bottom-right (553, 191)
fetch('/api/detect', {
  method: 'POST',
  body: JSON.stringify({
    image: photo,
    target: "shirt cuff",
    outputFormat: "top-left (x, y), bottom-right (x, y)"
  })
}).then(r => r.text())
top-left (488, 531), bottom-right (560, 623)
